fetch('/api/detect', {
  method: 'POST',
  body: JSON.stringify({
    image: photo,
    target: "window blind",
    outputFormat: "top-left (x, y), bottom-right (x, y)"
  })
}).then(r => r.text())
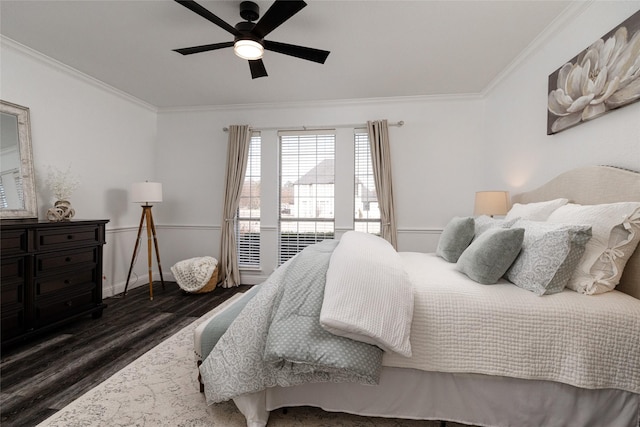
top-left (236, 133), bottom-right (261, 268)
top-left (354, 132), bottom-right (381, 235)
top-left (0, 177), bottom-right (7, 209)
top-left (279, 131), bottom-right (335, 264)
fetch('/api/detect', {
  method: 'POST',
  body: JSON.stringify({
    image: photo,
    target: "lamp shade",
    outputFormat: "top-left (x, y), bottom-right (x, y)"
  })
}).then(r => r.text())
top-left (474, 191), bottom-right (509, 216)
top-left (131, 182), bottom-right (162, 205)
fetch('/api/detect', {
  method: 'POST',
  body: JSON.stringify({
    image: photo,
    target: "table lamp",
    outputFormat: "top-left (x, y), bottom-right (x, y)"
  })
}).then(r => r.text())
top-left (474, 191), bottom-right (510, 217)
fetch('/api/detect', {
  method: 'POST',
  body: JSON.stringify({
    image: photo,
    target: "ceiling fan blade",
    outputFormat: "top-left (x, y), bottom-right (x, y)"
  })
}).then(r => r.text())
top-left (264, 40), bottom-right (330, 64)
top-left (173, 41), bottom-right (234, 55)
top-left (174, 0), bottom-right (241, 37)
top-left (252, 0), bottom-right (306, 39)
top-left (249, 59), bottom-right (268, 79)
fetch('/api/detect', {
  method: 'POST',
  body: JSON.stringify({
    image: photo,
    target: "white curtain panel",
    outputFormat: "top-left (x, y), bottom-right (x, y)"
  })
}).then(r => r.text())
top-left (219, 125), bottom-right (251, 288)
top-left (367, 120), bottom-right (398, 249)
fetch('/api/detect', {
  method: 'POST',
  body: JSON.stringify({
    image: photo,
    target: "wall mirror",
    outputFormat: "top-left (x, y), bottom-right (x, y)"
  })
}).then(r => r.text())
top-left (0, 100), bottom-right (37, 219)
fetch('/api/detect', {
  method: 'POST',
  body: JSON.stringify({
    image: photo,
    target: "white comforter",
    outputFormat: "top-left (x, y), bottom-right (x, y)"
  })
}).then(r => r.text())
top-left (321, 231), bottom-right (414, 357)
top-left (382, 252), bottom-right (640, 394)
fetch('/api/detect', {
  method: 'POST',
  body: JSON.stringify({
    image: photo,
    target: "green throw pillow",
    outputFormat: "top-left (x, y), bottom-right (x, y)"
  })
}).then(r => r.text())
top-left (436, 216), bottom-right (475, 262)
top-left (456, 227), bottom-right (524, 285)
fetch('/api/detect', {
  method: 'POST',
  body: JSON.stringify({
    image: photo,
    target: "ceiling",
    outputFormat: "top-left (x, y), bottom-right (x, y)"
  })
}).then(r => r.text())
top-left (0, 0), bottom-right (572, 109)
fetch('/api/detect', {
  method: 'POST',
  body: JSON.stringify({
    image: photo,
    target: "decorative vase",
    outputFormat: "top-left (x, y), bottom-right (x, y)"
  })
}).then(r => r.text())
top-left (47, 200), bottom-right (76, 222)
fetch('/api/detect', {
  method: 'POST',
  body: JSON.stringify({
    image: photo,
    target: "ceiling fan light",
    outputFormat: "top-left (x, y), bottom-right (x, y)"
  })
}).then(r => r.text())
top-left (234, 39), bottom-right (264, 60)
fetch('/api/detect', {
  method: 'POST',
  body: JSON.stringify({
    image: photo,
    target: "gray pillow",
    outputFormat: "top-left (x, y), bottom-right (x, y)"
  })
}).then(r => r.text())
top-left (505, 220), bottom-right (592, 296)
top-left (436, 216), bottom-right (475, 262)
top-left (456, 227), bottom-right (525, 285)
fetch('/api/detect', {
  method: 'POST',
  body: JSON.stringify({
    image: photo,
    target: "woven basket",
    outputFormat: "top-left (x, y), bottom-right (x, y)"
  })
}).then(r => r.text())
top-left (194, 264), bottom-right (219, 294)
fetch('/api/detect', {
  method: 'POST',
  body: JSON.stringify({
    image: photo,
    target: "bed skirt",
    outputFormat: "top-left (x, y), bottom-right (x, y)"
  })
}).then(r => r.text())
top-left (233, 367), bottom-right (639, 427)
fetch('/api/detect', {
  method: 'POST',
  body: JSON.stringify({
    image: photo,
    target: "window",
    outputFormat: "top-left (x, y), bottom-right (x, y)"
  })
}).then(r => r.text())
top-left (0, 177), bottom-right (7, 209)
top-left (236, 133), bottom-right (261, 268)
top-left (354, 132), bottom-right (381, 234)
top-left (279, 130), bottom-right (335, 264)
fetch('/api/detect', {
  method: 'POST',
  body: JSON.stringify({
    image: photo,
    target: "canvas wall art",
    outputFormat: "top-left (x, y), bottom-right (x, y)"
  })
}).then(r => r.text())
top-left (547, 9), bottom-right (640, 135)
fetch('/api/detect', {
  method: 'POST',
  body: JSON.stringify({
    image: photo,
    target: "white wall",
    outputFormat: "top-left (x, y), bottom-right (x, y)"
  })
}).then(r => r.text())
top-left (155, 1), bottom-right (640, 284)
top-left (484, 2), bottom-right (640, 193)
top-left (3, 1), bottom-right (639, 291)
top-left (156, 96), bottom-right (487, 282)
top-left (1, 38), bottom-right (159, 296)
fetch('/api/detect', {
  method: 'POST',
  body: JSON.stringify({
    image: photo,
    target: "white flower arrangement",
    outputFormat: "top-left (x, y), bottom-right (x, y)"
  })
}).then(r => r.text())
top-left (46, 165), bottom-right (80, 201)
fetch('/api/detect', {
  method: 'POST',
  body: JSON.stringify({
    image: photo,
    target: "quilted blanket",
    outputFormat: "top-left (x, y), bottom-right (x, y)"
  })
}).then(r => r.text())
top-left (383, 252), bottom-right (640, 394)
top-left (199, 240), bottom-right (383, 404)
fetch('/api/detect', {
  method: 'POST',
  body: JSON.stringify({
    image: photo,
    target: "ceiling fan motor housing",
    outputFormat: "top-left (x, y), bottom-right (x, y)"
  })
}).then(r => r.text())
top-left (234, 21), bottom-right (260, 44)
top-left (239, 1), bottom-right (259, 22)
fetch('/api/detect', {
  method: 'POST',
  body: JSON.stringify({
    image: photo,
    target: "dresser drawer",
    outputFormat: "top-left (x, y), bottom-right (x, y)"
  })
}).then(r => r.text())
top-left (35, 247), bottom-right (97, 274)
top-left (35, 226), bottom-right (101, 250)
top-left (1, 280), bottom-right (25, 306)
top-left (1, 305), bottom-right (26, 341)
top-left (35, 289), bottom-right (95, 327)
top-left (1, 256), bottom-right (27, 282)
top-left (1, 229), bottom-right (29, 256)
top-left (35, 268), bottom-right (97, 297)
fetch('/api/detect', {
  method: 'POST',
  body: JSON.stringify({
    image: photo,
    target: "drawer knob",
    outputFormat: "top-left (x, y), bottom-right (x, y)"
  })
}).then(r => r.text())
top-left (67, 235), bottom-right (74, 240)
top-left (65, 257), bottom-right (72, 262)
top-left (66, 301), bottom-right (73, 307)
top-left (64, 279), bottom-right (71, 285)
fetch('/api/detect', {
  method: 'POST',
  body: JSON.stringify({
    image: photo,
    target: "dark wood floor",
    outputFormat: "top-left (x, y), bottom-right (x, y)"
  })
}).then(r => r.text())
top-left (0, 281), bottom-right (249, 427)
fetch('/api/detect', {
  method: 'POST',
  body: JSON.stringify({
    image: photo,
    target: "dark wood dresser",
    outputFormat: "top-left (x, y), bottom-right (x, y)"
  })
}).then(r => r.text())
top-left (1, 219), bottom-right (109, 347)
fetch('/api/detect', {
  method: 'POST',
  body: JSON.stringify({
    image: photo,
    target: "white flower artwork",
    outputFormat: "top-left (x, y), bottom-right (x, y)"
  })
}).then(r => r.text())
top-left (547, 10), bottom-right (640, 134)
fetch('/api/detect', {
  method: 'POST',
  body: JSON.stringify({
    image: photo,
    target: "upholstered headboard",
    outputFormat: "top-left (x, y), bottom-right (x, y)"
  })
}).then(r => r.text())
top-left (511, 166), bottom-right (640, 300)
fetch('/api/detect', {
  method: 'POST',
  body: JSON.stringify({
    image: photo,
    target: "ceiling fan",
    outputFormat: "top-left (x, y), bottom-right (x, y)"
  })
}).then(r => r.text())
top-left (173, 0), bottom-right (330, 79)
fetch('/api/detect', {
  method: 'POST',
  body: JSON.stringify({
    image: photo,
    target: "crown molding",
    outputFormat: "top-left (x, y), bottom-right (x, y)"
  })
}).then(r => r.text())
top-left (481, 1), bottom-right (593, 97)
top-left (1, 35), bottom-right (157, 113)
top-left (156, 92), bottom-right (485, 114)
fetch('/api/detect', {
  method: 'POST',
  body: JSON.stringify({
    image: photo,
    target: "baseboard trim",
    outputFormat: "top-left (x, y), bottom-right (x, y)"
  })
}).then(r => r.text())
top-left (103, 272), bottom-right (173, 298)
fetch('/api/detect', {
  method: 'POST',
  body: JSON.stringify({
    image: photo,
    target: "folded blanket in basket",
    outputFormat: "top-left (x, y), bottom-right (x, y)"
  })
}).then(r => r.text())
top-left (171, 256), bottom-right (217, 292)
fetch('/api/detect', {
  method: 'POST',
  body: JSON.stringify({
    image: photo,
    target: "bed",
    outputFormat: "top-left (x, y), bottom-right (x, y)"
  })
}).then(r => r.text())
top-left (196, 165), bottom-right (640, 427)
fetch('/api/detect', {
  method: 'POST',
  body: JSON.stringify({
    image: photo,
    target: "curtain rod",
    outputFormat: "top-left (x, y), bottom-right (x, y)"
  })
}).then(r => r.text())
top-left (222, 120), bottom-right (404, 132)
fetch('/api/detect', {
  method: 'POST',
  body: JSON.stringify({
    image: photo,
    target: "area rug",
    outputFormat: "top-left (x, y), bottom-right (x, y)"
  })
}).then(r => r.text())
top-left (37, 294), bottom-right (449, 427)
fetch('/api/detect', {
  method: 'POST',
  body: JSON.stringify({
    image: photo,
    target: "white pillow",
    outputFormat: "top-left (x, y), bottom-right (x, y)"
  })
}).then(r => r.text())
top-left (505, 198), bottom-right (569, 221)
top-left (547, 202), bottom-right (640, 294)
top-left (320, 231), bottom-right (414, 357)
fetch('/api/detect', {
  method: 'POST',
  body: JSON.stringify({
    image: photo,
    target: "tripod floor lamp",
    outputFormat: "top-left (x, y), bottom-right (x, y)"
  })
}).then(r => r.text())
top-left (124, 181), bottom-right (165, 300)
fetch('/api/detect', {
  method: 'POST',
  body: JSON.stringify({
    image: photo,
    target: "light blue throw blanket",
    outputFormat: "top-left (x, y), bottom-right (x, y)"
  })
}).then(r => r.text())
top-left (199, 240), bottom-right (383, 404)
top-left (199, 283), bottom-right (262, 361)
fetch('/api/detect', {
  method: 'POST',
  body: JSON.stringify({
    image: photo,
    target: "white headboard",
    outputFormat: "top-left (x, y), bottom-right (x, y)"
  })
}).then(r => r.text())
top-left (511, 166), bottom-right (640, 300)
